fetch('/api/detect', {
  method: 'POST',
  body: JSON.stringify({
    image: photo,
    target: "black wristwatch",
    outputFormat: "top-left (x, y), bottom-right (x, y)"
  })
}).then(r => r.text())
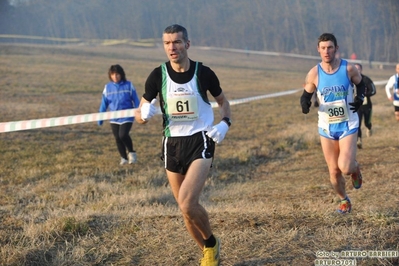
top-left (222, 117), bottom-right (232, 127)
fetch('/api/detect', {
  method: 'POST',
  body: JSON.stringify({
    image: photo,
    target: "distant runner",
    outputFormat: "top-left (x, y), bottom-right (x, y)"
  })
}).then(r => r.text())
top-left (385, 63), bottom-right (399, 122)
top-left (354, 63), bottom-right (376, 149)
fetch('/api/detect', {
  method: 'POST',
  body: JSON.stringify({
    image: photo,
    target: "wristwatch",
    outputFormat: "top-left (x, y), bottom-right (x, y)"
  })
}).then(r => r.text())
top-left (222, 117), bottom-right (232, 127)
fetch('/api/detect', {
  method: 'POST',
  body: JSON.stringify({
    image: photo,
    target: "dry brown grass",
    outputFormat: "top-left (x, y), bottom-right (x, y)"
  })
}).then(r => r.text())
top-left (0, 43), bottom-right (398, 266)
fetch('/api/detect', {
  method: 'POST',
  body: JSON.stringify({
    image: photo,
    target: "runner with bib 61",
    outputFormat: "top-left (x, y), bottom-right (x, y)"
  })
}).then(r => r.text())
top-left (136, 24), bottom-right (231, 265)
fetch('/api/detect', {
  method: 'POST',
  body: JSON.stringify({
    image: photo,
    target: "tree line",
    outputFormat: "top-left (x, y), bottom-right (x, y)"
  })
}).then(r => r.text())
top-left (1, 0), bottom-right (398, 62)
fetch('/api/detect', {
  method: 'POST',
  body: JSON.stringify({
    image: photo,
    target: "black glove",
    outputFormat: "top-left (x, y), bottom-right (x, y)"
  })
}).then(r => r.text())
top-left (300, 98), bottom-right (311, 114)
top-left (300, 90), bottom-right (313, 114)
top-left (349, 96), bottom-right (364, 113)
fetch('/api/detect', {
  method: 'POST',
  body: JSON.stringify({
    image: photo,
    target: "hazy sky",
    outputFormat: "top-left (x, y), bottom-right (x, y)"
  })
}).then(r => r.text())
top-left (7, 0), bottom-right (29, 7)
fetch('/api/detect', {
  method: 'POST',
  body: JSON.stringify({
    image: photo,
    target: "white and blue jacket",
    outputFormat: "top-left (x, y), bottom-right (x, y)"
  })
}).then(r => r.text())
top-left (98, 80), bottom-right (140, 125)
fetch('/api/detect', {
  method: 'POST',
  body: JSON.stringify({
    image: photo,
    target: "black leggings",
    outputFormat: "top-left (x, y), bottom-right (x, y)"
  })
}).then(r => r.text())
top-left (357, 104), bottom-right (372, 138)
top-left (110, 123), bottom-right (134, 159)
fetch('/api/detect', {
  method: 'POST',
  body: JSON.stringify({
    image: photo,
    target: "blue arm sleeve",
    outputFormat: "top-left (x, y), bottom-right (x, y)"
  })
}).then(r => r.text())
top-left (99, 95), bottom-right (108, 112)
top-left (98, 94), bottom-right (108, 125)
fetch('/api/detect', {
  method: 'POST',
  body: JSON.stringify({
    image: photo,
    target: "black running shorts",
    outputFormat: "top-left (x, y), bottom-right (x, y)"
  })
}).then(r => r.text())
top-left (161, 131), bottom-right (215, 175)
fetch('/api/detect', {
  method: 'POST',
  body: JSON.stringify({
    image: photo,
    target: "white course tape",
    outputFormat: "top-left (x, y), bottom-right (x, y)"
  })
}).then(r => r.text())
top-left (0, 108), bottom-right (156, 133)
top-left (0, 82), bottom-right (388, 133)
top-left (0, 89), bottom-right (299, 133)
top-left (222, 89), bottom-right (301, 107)
top-left (373, 80), bottom-right (388, 86)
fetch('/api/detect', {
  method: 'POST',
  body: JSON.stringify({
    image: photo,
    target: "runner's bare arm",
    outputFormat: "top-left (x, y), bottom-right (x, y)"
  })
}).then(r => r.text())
top-left (304, 66), bottom-right (317, 94)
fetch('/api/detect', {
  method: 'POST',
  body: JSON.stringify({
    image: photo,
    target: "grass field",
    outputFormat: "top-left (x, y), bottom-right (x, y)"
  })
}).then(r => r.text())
top-left (0, 43), bottom-right (398, 266)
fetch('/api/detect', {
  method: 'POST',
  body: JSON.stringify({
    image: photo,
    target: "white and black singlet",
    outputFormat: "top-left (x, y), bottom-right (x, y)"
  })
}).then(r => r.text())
top-left (143, 60), bottom-right (223, 137)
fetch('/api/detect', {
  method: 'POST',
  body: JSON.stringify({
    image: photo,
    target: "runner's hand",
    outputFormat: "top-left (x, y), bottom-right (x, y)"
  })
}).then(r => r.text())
top-left (206, 121), bottom-right (229, 144)
top-left (141, 99), bottom-right (157, 121)
top-left (349, 96), bottom-right (363, 113)
top-left (300, 98), bottom-right (311, 114)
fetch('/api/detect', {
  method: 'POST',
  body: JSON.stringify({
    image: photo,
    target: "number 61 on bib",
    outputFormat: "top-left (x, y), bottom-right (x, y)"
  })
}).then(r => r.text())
top-left (167, 92), bottom-right (199, 121)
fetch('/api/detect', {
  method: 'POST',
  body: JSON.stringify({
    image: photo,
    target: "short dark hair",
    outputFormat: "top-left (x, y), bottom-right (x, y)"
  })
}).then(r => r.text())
top-left (163, 24), bottom-right (189, 42)
top-left (108, 64), bottom-right (126, 82)
top-left (318, 33), bottom-right (337, 47)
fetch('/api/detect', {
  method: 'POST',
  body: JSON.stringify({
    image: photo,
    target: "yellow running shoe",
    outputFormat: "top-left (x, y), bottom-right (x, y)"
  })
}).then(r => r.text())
top-left (200, 237), bottom-right (220, 266)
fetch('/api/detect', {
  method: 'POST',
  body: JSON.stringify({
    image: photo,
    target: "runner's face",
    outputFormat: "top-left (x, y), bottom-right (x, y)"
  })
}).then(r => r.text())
top-left (318, 41), bottom-right (337, 64)
top-left (163, 32), bottom-right (189, 64)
